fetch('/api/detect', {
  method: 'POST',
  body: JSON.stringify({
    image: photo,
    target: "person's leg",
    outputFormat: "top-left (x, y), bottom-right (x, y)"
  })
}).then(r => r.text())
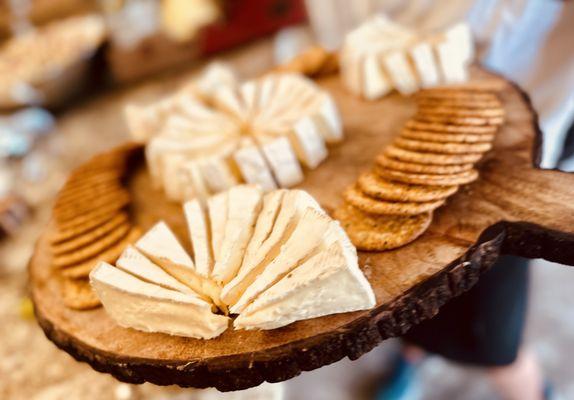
top-left (488, 349), bottom-right (544, 400)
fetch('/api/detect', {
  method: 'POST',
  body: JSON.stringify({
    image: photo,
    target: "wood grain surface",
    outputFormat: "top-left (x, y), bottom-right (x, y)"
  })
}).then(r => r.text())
top-left (29, 68), bottom-right (574, 391)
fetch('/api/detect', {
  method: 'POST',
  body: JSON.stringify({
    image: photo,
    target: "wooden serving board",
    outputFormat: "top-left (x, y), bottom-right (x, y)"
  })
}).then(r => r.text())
top-left (29, 68), bottom-right (574, 392)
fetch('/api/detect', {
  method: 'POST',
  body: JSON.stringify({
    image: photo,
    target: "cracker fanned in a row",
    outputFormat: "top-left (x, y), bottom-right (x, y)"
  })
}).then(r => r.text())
top-left (340, 14), bottom-right (474, 99)
top-left (90, 186), bottom-right (375, 339)
top-left (125, 64), bottom-right (343, 202)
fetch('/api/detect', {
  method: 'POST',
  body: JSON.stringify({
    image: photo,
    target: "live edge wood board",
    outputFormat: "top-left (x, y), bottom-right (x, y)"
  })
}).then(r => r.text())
top-left (29, 67), bottom-right (574, 392)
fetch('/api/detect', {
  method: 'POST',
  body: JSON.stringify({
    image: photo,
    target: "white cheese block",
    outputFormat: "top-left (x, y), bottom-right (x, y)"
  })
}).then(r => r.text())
top-left (191, 62), bottom-right (237, 101)
top-left (211, 185), bottom-right (263, 285)
top-left (199, 155), bottom-right (239, 193)
top-left (234, 242), bottom-right (375, 330)
top-left (159, 153), bottom-right (188, 201)
top-left (135, 221), bottom-right (222, 307)
top-left (90, 262), bottom-right (229, 339)
top-left (382, 51), bottom-right (419, 95)
top-left (314, 94), bottom-right (343, 143)
top-left (362, 53), bottom-right (392, 100)
top-left (259, 136), bottom-right (304, 188)
top-left (233, 139), bottom-right (277, 191)
top-left (184, 199), bottom-right (213, 278)
top-left (207, 191), bottom-right (228, 263)
top-left (435, 38), bottom-right (468, 84)
top-left (222, 190), bottom-right (321, 307)
top-left (444, 22), bottom-right (474, 64)
top-left (230, 207), bottom-right (332, 314)
top-left (180, 160), bottom-right (210, 201)
top-left (213, 86), bottom-right (246, 122)
top-left (116, 245), bottom-right (194, 295)
top-left (291, 117), bottom-right (328, 169)
top-left (409, 41), bottom-right (441, 88)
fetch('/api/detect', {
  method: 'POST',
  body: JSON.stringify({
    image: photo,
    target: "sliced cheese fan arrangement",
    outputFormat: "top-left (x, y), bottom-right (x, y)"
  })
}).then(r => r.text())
top-left (89, 185), bottom-right (376, 339)
top-left (341, 14), bottom-right (474, 99)
top-left (336, 86), bottom-right (505, 251)
top-left (125, 64), bottom-right (343, 202)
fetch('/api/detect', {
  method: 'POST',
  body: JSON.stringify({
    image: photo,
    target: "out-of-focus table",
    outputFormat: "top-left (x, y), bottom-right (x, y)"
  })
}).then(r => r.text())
top-left (0, 39), bottom-right (277, 400)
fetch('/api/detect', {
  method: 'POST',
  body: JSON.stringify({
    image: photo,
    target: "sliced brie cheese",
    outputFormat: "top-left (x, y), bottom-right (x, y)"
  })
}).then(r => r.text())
top-left (184, 199), bottom-right (213, 278)
top-left (199, 155), bottom-right (239, 193)
top-left (409, 41), bottom-right (441, 88)
top-left (190, 62), bottom-right (237, 101)
top-left (291, 117), bottom-right (328, 169)
top-left (234, 242), bottom-right (375, 330)
top-left (435, 37), bottom-right (468, 84)
top-left (115, 245), bottom-right (194, 295)
top-left (211, 185), bottom-right (263, 285)
top-left (258, 136), bottom-right (304, 188)
top-left (382, 51), bottom-right (419, 95)
top-left (135, 221), bottom-right (222, 307)
top-left (232, 139), bottom-right (277, 191)
top-left (362, 53), bottom-right (392, 100)
top-left (222, 189), bottom-right (321, 307)
top-left (230, 206), bottom-right (332, 314)
top-left (207, 191), bottom-right (228, 262)
top-left (90, 262), bottom-right (229, 339)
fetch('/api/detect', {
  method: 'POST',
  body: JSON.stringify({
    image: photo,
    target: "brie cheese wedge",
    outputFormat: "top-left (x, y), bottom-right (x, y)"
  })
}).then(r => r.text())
top-left (340, 14), bottom-right (475, 99)
top-left (125, 67), bottom-right (343, 202)
top-left (92, 187), bottom-right (375, 339)
top-left (90, 262), bottom-right (229, 339)
top-left (135, 221), bottom-right (222, 307)
top-left (211, 185), bottom-right (263, 285)
top-left (234, 242), bottom-right (375, 330)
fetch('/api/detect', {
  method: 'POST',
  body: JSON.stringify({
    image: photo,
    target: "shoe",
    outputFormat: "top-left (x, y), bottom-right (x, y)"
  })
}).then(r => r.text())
top-left (375, 355), bottom-right (422, 400)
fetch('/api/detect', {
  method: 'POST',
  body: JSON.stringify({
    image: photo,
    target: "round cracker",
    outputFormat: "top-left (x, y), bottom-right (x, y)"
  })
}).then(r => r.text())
top-left (344, 186), bottom-right (444, 216)
top-left (53, 222), bottom-right (131, 268)
top-left (56, 194), bottom-right (130, 228)
top-left (52, 213), bottom-right (129, 255)
top-left (405, 120), bottom-right (497, 135)
top-left (401, 129), bottom-right (495, 144)
top-left (414, 113), bottom-right (504, 126)
top-left (334, 204), bottom-right (432, 251)
top-left (357, 172), bottom-right (458, 202)
top-left (417, 105), bottom-right (505, 118)
top-left (51, 211), bottom-right (127, 244)
top-left (385, 145), bottom-right (484, 165)
top-left (415, 97), bottom-right (501, 109)
top-left (60, 278), bottom-right (101, 310)
top-left (376, 167), bottom-right (479, 186)
top-left (376, 155), bottom-right (473, 174)
top-left (393, 137), bottom-right (492, 155)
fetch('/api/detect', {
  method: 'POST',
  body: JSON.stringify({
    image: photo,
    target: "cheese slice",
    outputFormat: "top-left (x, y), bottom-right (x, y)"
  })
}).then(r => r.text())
top-left (191, 62), bottom-right (237, 101)
top-left (199, 155), bottom-right (239, 193)
top-left (362, 53), bottom-right (392, 100)
top-left (409, 41), bottom-right (441, 88)
top-left (180, 160), bottom-right (210, 201)
top-left (213, 86), bottom-right (247, 122)
top-left (211, 185), bottom-right (263, 285)
top-left (259, 136), bottom-right (304, 188)
top-left (435, 37), bottom-right (468, 84)
top-left (291, 117), bottom-right (328, 169)
top-left (444, 22), bottom-right (474, 64)
top-left (234, 242), bottom-right (375, 330)
top-left (115, 245), bottom-right (194, 295)
top-left (222, 190), bottom-right (321, 307)
top-left (207, 191), bottom-right (228, 262)
top-left (184, 199), bottom-right (213, 278)
top-left (230, 206), bottom-right (331, 314)
top-left (233, 139), bottom-right (277, 191)
top-left (135, 221), bottom-right (222, 307)
top-left (90, 262), bottom-right (229, 339)
top-left (382, 51), bottom-right (419, 95)
top-left (314, 94), bottom-right (343, 143)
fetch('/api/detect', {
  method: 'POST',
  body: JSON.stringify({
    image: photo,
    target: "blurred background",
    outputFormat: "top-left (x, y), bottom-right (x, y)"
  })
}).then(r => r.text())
top-left (0, 0), bottom-right (573, 399)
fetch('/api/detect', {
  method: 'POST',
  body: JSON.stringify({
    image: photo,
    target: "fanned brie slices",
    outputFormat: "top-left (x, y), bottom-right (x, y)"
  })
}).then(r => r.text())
top-left (90, 186), bottom-right (375, 339)
top-left (341, 14), bottom-right (474, 99)
top-left (124, 65), bottom-right (343, 202)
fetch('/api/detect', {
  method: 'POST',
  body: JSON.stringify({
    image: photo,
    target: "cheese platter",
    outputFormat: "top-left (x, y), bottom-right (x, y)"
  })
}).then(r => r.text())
top-left (28, 46), bottom-right (574, 392)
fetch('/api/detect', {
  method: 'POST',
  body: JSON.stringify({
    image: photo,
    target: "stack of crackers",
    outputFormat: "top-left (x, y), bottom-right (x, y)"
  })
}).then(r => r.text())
top-left (50, 144), bottom-right (141, 310)
top-left (336, 87), bottom-right (505, 251)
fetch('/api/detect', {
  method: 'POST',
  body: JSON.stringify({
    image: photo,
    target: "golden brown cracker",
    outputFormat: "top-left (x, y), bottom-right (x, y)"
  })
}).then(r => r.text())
top-left (414, 113), bottom-right (504, 127)
top-left (415, 96), bottom-right (501, 109)
top-left (60, 228), bottom-right (141, 279)
top-left (334, 204), bottom-right (432, 251)
top-left (357, 172), bottom-right (458, 202)
top-left (344, 185), bottom-right (444, 215)
top-left (54, 190), bottom-right (130, 222)
top-left (401, 129), bottom-right (495, 144)
top-left (376, 167), bottom-right (479, 186)
top-left (385, 145), bottom-right (483, 165)
top-left (50, 211), bottom-right (126, 244)
top-left (55, 195), bottom-right (130, 229)
top-left (53, 222), bottom-right (131, 268)
top-left (405, 120), bottom-right (497, 135)
top-left (52, 213), bottom-right (129, 255)
top-left (376, 154), bottom-right (473, 174)
top-left (417, 105), bottom-right (505, 118)
top-left (393, 137), bottom-right (493, 155)
top-left (55, 183), bottom-right (125, 209)
top-left (60, 278), bottom-right (101, 310)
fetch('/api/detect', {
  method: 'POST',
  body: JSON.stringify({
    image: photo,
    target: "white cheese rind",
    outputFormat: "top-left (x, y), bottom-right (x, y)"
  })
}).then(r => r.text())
top-left (259, 137), bottom-right (304, 188)
top-left (90, 262), bottom-right (229, 339)
top-left (232, 142), bottom-right (277, 191)
top-left (234, 242), bottom-right (375, 330)
top-left (184, 199), bottom-right (213, 278)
